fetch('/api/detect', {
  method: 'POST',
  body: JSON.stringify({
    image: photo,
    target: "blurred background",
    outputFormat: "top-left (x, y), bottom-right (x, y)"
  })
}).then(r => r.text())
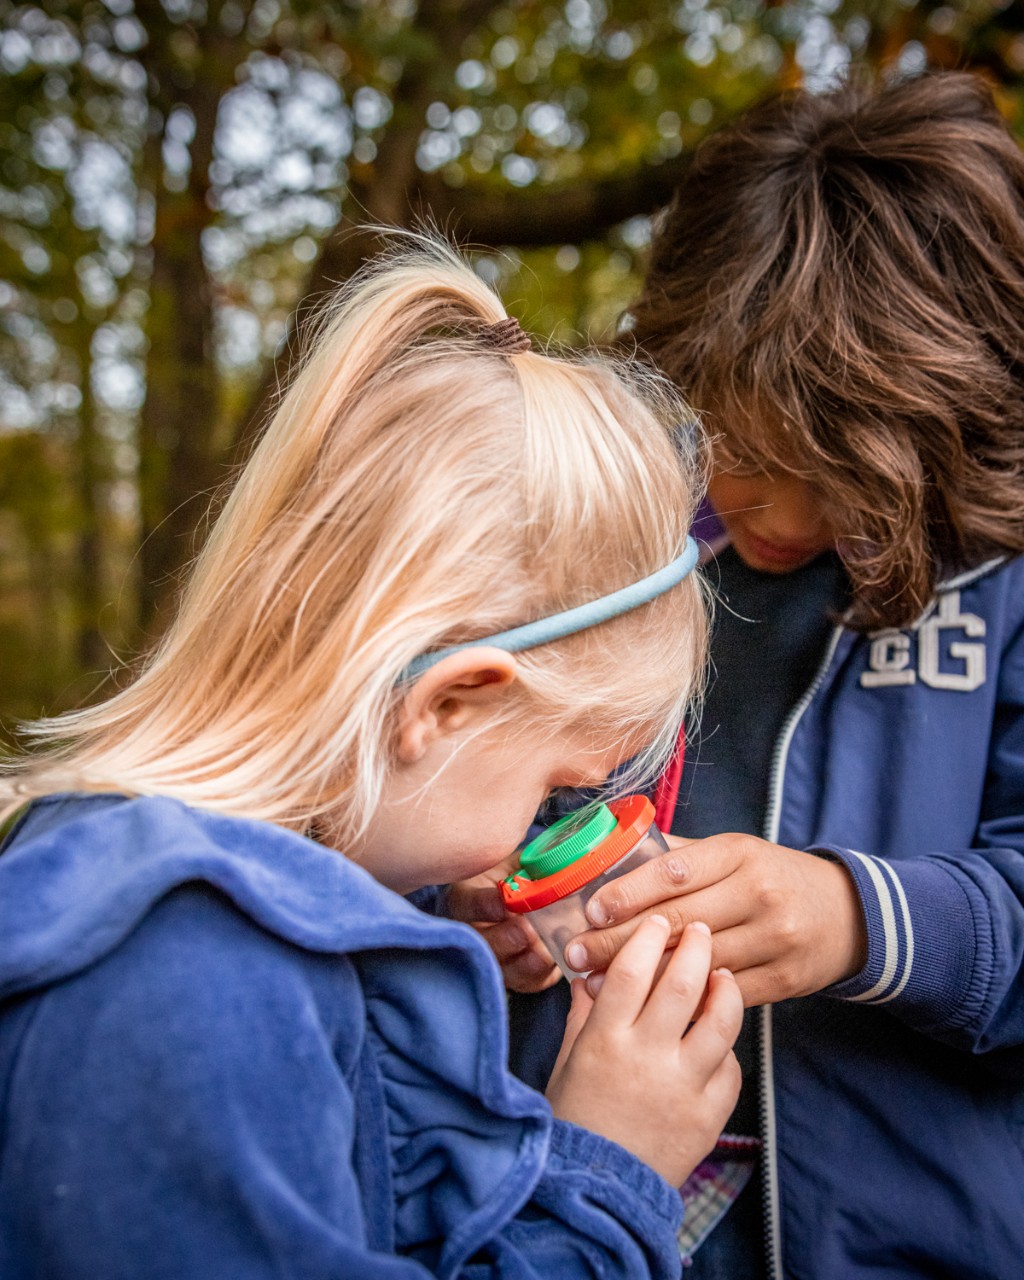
top-left (2, 0), bottom-right (1024, 742)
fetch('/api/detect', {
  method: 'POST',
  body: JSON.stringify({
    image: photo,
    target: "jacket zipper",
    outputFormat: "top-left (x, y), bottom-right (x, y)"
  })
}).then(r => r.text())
top-left (758, 623), bottom-right (845, 1280)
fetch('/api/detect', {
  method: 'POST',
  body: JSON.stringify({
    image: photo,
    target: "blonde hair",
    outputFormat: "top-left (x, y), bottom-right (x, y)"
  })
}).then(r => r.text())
top-left (1, 238), bottom-right (707, 846)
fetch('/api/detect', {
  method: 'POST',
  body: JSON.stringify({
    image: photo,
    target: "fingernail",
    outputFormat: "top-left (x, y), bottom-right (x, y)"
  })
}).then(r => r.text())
top-left (648, 914), bottom-right (669, 930)
top-left (586, 971), bottom-right (606, 996)
top-left (565, 942), bottom-right (587, 971)
top-left (691, 921), bottom-right (711, 937)
top-left (585, 898), bottom-right (608, 926)
top-left (713, 967), bottom-right (734, 978)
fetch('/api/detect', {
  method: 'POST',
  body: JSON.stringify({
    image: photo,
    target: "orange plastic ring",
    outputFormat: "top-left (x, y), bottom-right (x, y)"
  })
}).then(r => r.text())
top-left (500, 794), bottom-right (655, 913)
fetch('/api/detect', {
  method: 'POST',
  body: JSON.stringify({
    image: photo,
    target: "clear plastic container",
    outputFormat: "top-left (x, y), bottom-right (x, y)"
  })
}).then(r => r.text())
top-left (500, 794), bottom-right (669, 980)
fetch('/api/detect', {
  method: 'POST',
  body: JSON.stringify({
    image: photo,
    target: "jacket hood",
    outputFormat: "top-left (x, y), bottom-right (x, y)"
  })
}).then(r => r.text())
top-left (0, 792), bottom-right (476, 1001)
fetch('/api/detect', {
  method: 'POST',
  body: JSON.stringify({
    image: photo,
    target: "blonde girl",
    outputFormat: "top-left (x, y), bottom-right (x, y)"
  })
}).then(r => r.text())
top-left (0, 239), bottom-right (740, 1280)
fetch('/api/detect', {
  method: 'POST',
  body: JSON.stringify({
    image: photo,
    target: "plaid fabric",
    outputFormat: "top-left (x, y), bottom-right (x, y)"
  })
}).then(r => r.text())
top-left (677, 1135), bottom-right (761, 1264)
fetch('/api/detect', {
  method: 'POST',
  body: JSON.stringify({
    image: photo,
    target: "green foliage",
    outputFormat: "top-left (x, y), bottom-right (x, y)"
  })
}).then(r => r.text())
top-left (1, 0), bottom-right (1023, 741)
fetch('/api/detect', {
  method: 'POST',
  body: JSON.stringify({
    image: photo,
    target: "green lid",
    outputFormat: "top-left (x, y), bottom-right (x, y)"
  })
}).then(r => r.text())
top-left (518, 803), bottom-right (618, 880)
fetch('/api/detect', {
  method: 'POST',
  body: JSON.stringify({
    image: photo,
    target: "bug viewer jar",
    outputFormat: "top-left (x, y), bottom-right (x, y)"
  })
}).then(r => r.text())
top-left (500, 794), bottom-right (669, 980)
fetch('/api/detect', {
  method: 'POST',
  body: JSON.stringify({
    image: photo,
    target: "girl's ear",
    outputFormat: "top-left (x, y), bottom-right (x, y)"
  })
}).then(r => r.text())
top-left (396, 648), bottom-right (519, 764)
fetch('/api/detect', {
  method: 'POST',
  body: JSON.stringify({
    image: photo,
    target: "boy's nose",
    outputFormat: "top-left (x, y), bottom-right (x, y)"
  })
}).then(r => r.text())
top-left (763, 477), bottom-right (830, 541)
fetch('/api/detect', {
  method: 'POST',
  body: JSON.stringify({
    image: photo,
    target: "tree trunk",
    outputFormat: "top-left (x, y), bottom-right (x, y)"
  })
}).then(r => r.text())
top-left (71, 310), bottom-right (108, 674)
top-left (135, 1), bottom-right (243, 637)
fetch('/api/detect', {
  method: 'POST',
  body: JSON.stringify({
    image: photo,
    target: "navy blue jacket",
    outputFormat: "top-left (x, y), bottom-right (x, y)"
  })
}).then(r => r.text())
top-left (751, 554), bottom-right (1024, 1279)
top-left (0, 795), bottom-right (684, 1280)
top-left (515, 554), bottom-right (1024, 1278)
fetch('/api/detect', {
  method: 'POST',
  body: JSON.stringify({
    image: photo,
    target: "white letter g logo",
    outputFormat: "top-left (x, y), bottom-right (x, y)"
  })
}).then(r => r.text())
top-left (918, 591), bottom-right (986, 692)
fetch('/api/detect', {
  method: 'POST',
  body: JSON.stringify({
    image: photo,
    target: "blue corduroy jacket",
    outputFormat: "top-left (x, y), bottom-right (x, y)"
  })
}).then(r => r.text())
top-left (0, 794), bottom-right (684, 1280)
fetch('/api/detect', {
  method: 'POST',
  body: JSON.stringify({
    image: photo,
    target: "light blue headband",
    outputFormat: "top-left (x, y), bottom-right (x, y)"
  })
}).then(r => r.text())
top-left (401, 534), bottom-right (699, 681)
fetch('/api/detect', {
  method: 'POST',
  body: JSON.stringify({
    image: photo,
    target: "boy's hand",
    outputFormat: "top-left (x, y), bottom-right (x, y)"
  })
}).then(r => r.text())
top-left (445, 862), bottom-right (561, 993)
top-left (546, 918), bottom-right (742, 1187)
top-left (564, 835), bottom-right (868, 1007)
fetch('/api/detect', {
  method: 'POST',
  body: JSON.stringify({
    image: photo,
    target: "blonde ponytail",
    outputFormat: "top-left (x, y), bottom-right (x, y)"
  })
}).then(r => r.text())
top-left (2, 237), bottom-right (707, 843)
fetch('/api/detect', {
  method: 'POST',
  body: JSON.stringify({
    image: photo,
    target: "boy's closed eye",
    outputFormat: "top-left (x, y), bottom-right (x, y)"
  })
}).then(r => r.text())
top-left (712, 442), bottom-right (766, 478)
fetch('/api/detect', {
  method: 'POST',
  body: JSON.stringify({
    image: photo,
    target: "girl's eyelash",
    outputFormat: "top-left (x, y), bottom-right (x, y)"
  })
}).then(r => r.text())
top-left (539, 786), bottom-right (592, 821)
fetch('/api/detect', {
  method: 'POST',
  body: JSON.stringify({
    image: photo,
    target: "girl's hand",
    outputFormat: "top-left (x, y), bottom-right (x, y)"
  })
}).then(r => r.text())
top-left (545, 918), bottom-right (742, 1188)
top-left (445, 863), bottom-right (561, 994)
top-left (564, 834), bottom-right (868, 1007)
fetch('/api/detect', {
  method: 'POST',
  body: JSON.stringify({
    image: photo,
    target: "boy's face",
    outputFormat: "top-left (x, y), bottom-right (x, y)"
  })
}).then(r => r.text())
top-left (708, 450), bottom-right (835, 573)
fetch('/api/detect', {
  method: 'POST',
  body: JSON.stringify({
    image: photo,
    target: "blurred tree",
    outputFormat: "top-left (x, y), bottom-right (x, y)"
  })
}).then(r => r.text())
top-left (2, 0), bottom-right (1023, 736)
top-left (1, 0), bottom-right (144, 729)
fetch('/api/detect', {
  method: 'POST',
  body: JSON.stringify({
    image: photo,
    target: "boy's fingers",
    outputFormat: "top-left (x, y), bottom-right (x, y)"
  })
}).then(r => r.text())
top-left (699, 924), bottom-right (814, 1006)
top-left (663, 835), bottom-right (700, 851)
top-left (568, 884), bottom-right (747, 975)
top-left (583, 836), bottom-right (745, 930)
top-left (585, 915), bottom-right (671, 1029)
top-left (678, 968), bottom-right (744, 1082)
top-left (639, 922), bottom-right (713, 1039)
top-left (702, 921), bottom-right (780, 975)
top-left (725, 962), bottom-right (793, 1009)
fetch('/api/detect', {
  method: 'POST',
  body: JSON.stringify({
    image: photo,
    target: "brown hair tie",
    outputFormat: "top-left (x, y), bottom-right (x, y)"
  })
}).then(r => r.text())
top-left (479, 316), bottom-right (532, 355)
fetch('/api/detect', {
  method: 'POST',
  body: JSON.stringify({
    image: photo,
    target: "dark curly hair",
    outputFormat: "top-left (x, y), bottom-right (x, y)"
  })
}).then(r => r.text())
top-left (631, 71), bottom-right (1024, 629)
